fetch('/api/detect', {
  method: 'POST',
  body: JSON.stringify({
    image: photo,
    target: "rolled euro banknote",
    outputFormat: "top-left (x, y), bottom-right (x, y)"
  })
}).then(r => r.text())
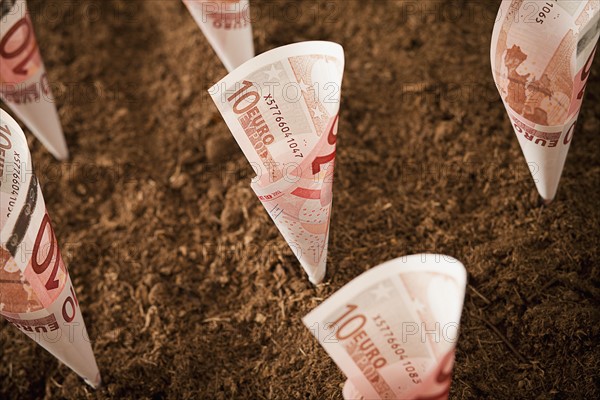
top-left (303, 255), bottom-right (467, 399)
top-left (209, 41), bottom-right (345, 284)
top-left (491, 0), bottom-right (599, 203)
top-left (0, 0), bottom-right (69, 160)
top-left (0, 108), bottom-right (100, 387)
top-left (183, 0), bottom-right (255, 72)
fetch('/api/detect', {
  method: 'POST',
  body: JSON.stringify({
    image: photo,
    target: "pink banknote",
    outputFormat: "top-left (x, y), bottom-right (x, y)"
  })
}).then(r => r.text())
top-left (0, 0), bottom-right (68, 159)
top-left (491, 0), bottom-right (599, 202)
top-left (303, 255), bottom-right (467, 399)
top-left (209, 41), bottom-right (345, 284)
top-left (182, 0), bottom-right (254, 72)
top-left (0, 108), bottom-right (100, 387)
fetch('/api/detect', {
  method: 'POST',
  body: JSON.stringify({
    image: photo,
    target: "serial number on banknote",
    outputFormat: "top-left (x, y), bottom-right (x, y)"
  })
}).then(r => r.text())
top-left (373, 314), bottom-right (423, 385)
top-left (264, 94), bottom-right (304, 158)
top-left (528, 1), bottom-right (556, 25)
top-left (6, 151), bottom-right (22, 219)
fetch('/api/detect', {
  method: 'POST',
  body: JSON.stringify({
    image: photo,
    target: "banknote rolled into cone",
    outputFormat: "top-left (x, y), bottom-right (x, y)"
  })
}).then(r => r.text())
top-left (0, 0), bottom-right (69, 160)
top-left (0, 109), bottom-right (100, 387)
top-left (209, 41), bottom-right (345, 284)
top-left (303, 255), bottom-right (467, 400)
top-left (491, 0), bottom-right (599, 204)
top-left (182, 0), bottom-right (255, 72)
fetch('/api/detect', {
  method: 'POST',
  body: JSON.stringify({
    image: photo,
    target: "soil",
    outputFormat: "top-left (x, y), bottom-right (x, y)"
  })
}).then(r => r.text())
top-left (1, 0), bottom-right (599, 399)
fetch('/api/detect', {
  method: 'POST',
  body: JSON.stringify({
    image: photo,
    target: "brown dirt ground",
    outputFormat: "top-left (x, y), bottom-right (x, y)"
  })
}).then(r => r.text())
top-left (1, 0), bottom-right (599, 399)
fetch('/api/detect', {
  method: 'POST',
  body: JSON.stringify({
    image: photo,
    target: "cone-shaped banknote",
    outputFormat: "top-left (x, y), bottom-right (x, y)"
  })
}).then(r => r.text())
top-left (491, 0), bottom-right (599, 203)
top-left (209, 41), bottom-right (345, 284)
top-left (183, 0), bottom-right (254, 72)
top-left (303, 255), bottom-right (467, 399)
top-left (0, 108), bottom-right (100, 387)
top-left (0, 0), bottom-right (68, 160)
